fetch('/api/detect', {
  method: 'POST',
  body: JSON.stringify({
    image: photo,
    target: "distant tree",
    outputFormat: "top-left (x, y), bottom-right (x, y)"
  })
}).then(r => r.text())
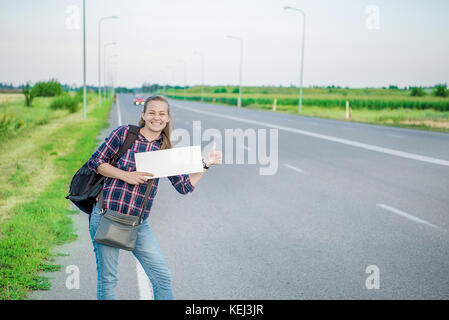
top-left (434, 84), bottom-right (448, 97)
top-left (410, 87), bottom-right (426, 97)
top-left (142, 82), bottom-right (151, 93)
top-left (214, 87), bottom-right (227, 93)
top-left (115, 87), bottom-right (133, 93)
top-left (0, 82), bottom-right (16, 90)
top-left (22, 82), bottom-right (35, 107)
top-left (388, 85), bottom-right (398, 90)
top-left (31, 79), bottom-right (63, 97)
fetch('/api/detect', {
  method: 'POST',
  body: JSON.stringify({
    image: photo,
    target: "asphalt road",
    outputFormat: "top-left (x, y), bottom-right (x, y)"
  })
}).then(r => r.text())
top-left (30, 93), bottom-right (449, 300)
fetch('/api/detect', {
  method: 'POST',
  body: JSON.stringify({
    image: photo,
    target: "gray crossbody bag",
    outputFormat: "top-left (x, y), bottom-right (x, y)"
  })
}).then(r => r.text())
top-left (93, 178), bottom-right (154, 251)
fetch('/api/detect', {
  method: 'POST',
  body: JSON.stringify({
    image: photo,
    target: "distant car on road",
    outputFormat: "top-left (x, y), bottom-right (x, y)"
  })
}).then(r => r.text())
top-left (133, 96), bottom-right (145, 106)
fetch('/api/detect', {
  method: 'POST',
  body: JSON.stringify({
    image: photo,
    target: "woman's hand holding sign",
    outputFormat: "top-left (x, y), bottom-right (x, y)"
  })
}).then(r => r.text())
top-left (98, 162), bottom-right (154, 185)
top-left (121, 171), bottom-right (154, 185)
top-left (101, 142), bottom-right (222, 187)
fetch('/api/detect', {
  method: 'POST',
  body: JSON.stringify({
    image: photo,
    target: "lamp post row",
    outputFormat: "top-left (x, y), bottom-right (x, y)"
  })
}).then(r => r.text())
top-left (227, 35), bottom-right (243, 108)
top-left (103, 42), bottom-right (116, 100)
top-left (82, 6), bottom-right (306, 119)
top-left (106, 55), bottom-right (118, 99)
top-left (98, 15), bottom-right (118, 107)
top-left (284, 6), bottom-right (306, 114)
top-left (165, 6), bottom-right (305, 111)
top-left (82, 0), bottom-right (86, 120)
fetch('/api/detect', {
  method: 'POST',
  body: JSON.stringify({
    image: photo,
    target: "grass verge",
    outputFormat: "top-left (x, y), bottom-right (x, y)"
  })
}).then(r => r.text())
top-left (165, 93), bottom-right (449, 133)
top-left (0, 93), bottom-right (112, 299)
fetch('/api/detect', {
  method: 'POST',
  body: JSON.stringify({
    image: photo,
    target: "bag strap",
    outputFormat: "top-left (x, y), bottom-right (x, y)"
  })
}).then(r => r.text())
top-left (138, 178), bottom-right (154, 224)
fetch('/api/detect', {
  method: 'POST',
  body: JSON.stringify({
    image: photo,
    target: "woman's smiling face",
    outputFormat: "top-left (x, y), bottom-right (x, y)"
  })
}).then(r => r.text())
top-left (141, 99), bottom-right (170, 132)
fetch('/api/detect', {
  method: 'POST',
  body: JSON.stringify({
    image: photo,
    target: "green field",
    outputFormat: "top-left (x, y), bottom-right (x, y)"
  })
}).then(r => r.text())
top-left (158, 86), bottom-right (449, 133)
top-left (0, 92), bottom-right (113, 299)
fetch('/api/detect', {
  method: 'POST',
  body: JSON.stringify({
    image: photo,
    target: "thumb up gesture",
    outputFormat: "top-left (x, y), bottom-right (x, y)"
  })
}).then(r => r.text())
top-left (204, 142), bottom-right (222, 167)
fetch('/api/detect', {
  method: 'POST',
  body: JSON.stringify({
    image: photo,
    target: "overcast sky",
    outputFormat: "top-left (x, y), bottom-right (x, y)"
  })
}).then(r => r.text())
top-left (1, 0), bottom-right (448, 88)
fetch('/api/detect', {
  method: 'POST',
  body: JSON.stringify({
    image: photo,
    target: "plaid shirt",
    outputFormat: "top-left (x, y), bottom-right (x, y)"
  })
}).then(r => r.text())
top-left (87, 125), bottom-right (195, 220)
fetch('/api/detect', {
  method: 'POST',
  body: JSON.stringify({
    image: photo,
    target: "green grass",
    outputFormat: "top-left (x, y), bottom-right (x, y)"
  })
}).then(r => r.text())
top-left (0, 92), bottom-right (113, 300)
top-left (164, 88), bottom-right (449, 111)
top-left (49, 93), bottom-right (80, 113)
top-left (0, 94), bottom-right (67, 143)
top-left (159, 86), bottom-right (449, 133)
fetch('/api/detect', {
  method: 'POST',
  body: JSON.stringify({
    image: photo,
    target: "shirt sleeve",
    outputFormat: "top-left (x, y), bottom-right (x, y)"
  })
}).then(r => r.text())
top-left (167, 174), bottom-right (195, 194)
top-left (87, 125), bottom-right (127, 174)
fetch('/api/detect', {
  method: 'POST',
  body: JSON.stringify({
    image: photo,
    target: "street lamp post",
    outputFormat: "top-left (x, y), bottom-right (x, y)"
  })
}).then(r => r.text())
top-left (227, 35), bottom-right (243, 108)
top-left (172, 69), bottom-right (176, 99)
top-left (164, 66), bottom-right (173, 98)
top-left (106, 55), bottom-right (118, 99)
top-left (98, 15), bottom-right (118, 107)
top-left (284, 6), bottom-right (306, 114)
top-left (193, 51), bottom-right (205, 103)
top-left (178, 60), bottom-right (187, 100)
top-left (82, 0), bottom-right (86, 120)
top-left (103, 42), bottom-right (116, 99)
top-left (108, 62), bottom-right (118, 99)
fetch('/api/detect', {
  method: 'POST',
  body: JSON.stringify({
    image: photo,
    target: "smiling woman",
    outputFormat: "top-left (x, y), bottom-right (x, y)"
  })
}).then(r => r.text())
top-left (86, 94), bottom-right (222, 300)
top-left (138, 95), bottom-right (173, 150)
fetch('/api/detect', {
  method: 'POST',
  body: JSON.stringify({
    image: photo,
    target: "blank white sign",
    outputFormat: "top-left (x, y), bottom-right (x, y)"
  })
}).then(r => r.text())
top-left (134, 145), bottom-right (203, 179)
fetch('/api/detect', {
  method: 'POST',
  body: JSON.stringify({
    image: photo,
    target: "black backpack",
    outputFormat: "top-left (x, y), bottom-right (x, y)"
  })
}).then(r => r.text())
top-left (65, 125), bottom-right (141, 215)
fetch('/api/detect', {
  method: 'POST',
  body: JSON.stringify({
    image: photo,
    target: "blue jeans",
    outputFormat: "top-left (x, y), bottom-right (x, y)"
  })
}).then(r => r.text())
top-left (88, 204), bottom-right (174, 300)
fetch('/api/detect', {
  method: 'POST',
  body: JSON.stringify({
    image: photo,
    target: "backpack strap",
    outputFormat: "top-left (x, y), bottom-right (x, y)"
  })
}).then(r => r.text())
top-left (111, 125), bottom-right (141, 165)
top-left (98, 125), bottom-right (142, 209)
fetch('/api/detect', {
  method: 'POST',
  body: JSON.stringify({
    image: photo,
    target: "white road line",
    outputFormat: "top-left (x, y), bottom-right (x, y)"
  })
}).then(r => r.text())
top-left (283, 163), bottom-right (304, 173)
top-left (120, 98), bottom-right (151, 300)
top-left (172, 103), bottom-right (449, 167)
top-left (116, 97), bottom-right (122, 126)
top-left (376, 203), bottom-right (446, 232)
top-left (136, 259), bottom-right (154, 300)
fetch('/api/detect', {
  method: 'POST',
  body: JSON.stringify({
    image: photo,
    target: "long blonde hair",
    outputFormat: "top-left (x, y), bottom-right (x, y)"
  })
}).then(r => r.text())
top-left (139, 95), bottom-right (172, 150)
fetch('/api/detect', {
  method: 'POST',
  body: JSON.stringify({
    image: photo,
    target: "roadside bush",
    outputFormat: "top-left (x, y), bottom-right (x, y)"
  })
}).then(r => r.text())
top-left (74, 89), bottom-right (84, 102)
top-left (172, 94), bottom-right (449, 112)
top-left (49, 94), bottom-right (79, 113)
top-left (32, 80), bottom-right (63, 97)
top-left (0, 114), bottom-right (25, 139)
top-left (410, 87), bottom-right (426, 97)
top-left (22, 82), bottom-right (36, 106)
top-left (434, 84), bottom-right (448, 98)
top-left (213, 87), bottom-right (227, 93)
top-left (74, 89), bottom-right (96, 103)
